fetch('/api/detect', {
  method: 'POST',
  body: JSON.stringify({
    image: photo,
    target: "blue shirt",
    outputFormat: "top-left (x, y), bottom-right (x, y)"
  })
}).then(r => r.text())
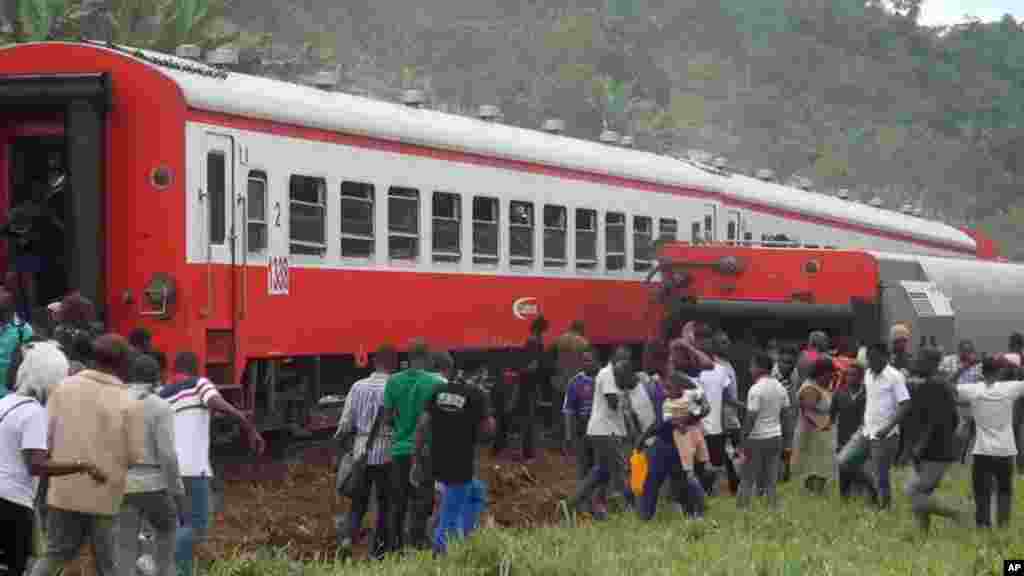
top-left (562, 372), bottom-right (596, 419)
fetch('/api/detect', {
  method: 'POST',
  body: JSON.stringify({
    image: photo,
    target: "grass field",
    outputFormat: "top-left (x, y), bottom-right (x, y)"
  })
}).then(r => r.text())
top-left (206, 465), bottom-right (1022, 576)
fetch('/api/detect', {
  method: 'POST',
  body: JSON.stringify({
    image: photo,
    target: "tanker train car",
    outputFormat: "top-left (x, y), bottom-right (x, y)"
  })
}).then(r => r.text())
top-left (0, 41), bottom-right (1002, 435)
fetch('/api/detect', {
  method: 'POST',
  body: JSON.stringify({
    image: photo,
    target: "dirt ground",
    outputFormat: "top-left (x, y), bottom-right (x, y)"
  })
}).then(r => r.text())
top-left (200, 445), bottom-right (581, 563)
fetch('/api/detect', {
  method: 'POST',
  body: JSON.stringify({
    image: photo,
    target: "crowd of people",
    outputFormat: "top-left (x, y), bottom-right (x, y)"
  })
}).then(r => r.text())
top-left (0, 289), bottom-right (265, 576)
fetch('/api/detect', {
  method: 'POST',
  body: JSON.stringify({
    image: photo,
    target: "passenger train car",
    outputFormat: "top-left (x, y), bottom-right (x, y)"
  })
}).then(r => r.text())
top-left (0, 41), bottom-right (1001, 433)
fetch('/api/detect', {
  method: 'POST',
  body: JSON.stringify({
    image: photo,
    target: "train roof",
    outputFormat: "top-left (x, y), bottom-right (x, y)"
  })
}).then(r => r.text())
top-left (16, 41), bottom-right (975, 252)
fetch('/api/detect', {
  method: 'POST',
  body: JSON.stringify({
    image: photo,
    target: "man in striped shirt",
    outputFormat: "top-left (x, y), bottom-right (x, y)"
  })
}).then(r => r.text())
top-left (335, 345), bottom-right (396, 558)
top-left (160, 352), bottom-right (264, 576)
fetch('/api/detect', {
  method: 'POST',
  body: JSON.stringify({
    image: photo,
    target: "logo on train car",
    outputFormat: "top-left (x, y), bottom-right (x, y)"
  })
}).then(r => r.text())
top-left (269, 256), bottom-right (290, 295)
top-left (513, 297), bottom-right (539, 320)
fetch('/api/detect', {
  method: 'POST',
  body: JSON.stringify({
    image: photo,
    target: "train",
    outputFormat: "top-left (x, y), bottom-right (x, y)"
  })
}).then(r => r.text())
top-left (0, 40), bottom-right (1004, 436)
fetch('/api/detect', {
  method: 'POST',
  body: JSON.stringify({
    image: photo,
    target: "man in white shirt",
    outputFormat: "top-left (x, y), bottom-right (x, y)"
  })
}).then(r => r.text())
top-left (862, 342), bottom-right (912, 510)
top-left (956, 355), bottom-right (1024, 528)
top-left (738, 351), bottom-right (790, 509)
top-left (560, 346), bottom-right (631, 524)
top-left (698, 356), bottom-right (737, 495)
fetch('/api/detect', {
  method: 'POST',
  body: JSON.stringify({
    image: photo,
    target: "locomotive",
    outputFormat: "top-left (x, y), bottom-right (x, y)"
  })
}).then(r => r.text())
top-left (0, 40), bottom-right (1002, 436)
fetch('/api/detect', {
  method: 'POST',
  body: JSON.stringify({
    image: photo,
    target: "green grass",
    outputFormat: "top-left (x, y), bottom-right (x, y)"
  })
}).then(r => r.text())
top-left (206, 465), bottom-right (1023, 575)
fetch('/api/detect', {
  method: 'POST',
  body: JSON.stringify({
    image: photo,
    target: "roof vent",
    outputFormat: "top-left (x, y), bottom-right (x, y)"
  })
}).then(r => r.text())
top-left (913, 207), bottom-right (923, 217)
top-left (478, 104), bottom-right (502, 122)
top-left (205, 46), bottom-right (238, 68)
top-left (755, 168), bottom-right (776, 182)
top-left (837, 189), bottom-right (850, 200)
top-left (312, 70), bottom-right (337, 91)
top-left (869, 197), bottom-right (884, 208)
top-left (175, 44), bottom-right (201, 60)
top-left (620, 135), bottom-right (634, 148)
top-left (713, 156), bottom-right (728, 169)
top-left (687, 149), bottom-right (713, 164)
top-left (901, 203), bottom-right (913, 214)
top-left (542, 118), bottom-right (565, 134)
top-left (402, 89), bottom-right (426, 108)
top-left (599, 130), bottom-right (620, 145)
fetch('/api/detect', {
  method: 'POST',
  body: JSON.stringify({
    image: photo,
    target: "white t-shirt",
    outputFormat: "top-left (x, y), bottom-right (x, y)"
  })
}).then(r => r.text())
top-left (698, 364), bottom-right (729, 435)
top-left (0, 394), bottom-right (48, 509)
top-left (957, 380), bottom-right (1024, 457)
top-left (863, 365), bottom-right (910, 439)
top-left (746, 376), bottom-right (790, 440)
top-left (161, 376), bottom-right (222, 477)
top-left (587, 364), bottom-right (626, 437)
top-left (628, 378), bottom-right (657, 434)
top-left (1005, 353), bottom-right (1022, 367)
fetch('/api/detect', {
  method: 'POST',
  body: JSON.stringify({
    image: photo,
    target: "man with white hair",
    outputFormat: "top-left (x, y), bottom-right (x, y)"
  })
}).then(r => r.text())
top-left (0, 341), bottom-right (103, 576)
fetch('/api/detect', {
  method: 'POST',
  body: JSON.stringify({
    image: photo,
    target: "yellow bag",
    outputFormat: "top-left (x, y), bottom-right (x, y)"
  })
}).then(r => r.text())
top-left (630, 449), bottom-right (649, 496)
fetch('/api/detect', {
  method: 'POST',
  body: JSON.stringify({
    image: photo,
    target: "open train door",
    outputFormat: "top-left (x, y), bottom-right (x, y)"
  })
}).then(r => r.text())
top-left (0, 73), bottom-right (109, 324)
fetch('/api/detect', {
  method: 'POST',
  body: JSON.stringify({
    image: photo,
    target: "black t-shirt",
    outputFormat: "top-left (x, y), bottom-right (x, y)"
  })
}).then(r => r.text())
top-left (428, 380), bottom-right (486, 484)
top-left (830, 386), bottom-right (866, 450)
top-left (912, 378), bottom-right (958, 462)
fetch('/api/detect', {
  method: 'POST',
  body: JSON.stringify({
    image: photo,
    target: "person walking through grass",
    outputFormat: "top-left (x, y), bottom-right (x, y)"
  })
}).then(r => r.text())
top-left (737, 351), bottom-right (790, 509)
top-left (792, 357), bottom-right (835, 495)
top-left (830, 361), bottom-right (877, 503)
top-left (860, 342), bottom-right (912, 510)
top-left (562, 348), bottom-right (603, 515)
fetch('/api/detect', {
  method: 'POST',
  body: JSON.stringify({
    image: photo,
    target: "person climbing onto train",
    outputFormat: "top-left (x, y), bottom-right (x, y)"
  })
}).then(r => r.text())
top-left (413, 355), bottom-right (493, 555)
top-left (858, 341), bottom-right (912, 510)
top-left (559, 346), bottom-right (633, 525)
top-left (30, 334), bottom-right (142, 576)
top-left (117, 354), bottom-right (183, 576)
top-left (335, 344), bottom-right (397, 559)
top-left (161, 351), bottom-right (265, 576)
top-left (370, 338), bottom-right (442, 552)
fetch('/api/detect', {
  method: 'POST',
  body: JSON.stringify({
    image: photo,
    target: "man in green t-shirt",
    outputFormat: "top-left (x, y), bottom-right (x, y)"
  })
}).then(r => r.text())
top-left (371, 338), bottom-right (441, 552)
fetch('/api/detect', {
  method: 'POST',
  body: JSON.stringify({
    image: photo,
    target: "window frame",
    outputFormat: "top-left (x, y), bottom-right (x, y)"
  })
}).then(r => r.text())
top-left (245, 169), bottom-right (268, 255)
top-left (472, 195), bottom-right (500, 266)
top-left (605, 211), bottom-right (626, 272)
top-left (509, 199), bottom-right (535, 267)
top-left (633, 215), bottom-right (654, 272)
top-left (432, 191), bottom-right (462, 263)
top-left (387, 185), bottom-right (421, 262)
top-left (543, 204), bottom-right (568, 268)
top-left (658, 218), bottom-right (678, 242)
top-left (340, 180), bottom-right (376, 260)
top-left (207, 150), bottom-right (227, 247)
top-left (287, 174), bottom-right (328, 257)
top-left (575, 208), bottom-right (598, 271)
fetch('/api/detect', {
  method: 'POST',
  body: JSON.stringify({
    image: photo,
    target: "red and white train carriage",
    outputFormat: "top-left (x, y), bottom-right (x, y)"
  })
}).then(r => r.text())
top-left (0, 41), bottom-right (1001, 434)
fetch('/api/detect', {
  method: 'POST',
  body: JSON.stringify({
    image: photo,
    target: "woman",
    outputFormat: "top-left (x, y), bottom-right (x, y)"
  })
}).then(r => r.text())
top-left (0, 341), bottom-right (104, 576)
top-left (792, 356), bottom-right (835, 494)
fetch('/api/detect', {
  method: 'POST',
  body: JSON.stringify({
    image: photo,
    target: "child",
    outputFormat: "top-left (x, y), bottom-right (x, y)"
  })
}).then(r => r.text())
top-left (662, 371), bottom-right (710, 517)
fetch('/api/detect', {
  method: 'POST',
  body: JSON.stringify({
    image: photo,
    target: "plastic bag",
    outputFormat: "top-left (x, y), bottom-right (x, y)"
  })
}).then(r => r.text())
top-left (629, 449), bottom-right (649, 496)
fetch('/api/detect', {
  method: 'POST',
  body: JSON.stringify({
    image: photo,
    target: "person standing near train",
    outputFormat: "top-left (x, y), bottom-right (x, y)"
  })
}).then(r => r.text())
top-left (552, 320), bottom-right (588, 451)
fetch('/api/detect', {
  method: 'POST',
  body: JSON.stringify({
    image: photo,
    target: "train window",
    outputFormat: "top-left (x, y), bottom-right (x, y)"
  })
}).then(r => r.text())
top-left (704, 214), bottom-right (713, 243)
top-left (472, 196), bottom-right (499, 265)
top-left (727, 220), bottom-right (737, 243)
top-left (340, 181), bottom-right (375, 258)
top-left (246, 170), bottom-right (268, 254)
top-left (509, 201), bottom-right (534, 266)
top-left (432, 191), bottom-right (461, 263)
top-left (288, 175), bottom-right (326, 256)
top-left (575, 208), bottom-right (597, 270)
top-left (691, 221), bottom-right (701, 244)
top-left (207, 152), bottom-right (226, 246)
top-left (659, 218), bottom-right (677, 242)
top-left (543, 205), bottom-right (567, 268)
top-left (388, 186), bottom-right (419, 260)
top-left (633, 216), bottom-right (653, 271)
top-left (606, 212), bottom-right (625, 271)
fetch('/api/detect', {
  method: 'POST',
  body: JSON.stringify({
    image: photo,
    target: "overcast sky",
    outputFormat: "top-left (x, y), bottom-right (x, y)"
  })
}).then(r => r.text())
top-left (918, 0), bottom-right (1024, 26)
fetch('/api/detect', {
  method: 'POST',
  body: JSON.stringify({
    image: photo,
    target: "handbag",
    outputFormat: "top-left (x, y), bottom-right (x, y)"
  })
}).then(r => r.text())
top-left (337, 410), bottom-right (380, 498)
top-left (837, 429), bottom-right (870, 471)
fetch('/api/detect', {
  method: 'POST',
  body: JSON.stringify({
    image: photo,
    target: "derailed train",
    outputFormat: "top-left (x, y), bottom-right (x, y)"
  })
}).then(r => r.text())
top-left (0, 40), bottom-right (1005, 435)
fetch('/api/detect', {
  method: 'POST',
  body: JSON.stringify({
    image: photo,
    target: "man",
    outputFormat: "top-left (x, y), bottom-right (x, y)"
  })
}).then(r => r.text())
top-left (517, 317), bottom-right (549, 462)
top-left (861, 342), bottom-right (912, 510)
top-left (118, 354), bottom-right (183, 576)
top-left (1, 341), bottom-right (101, 576)
top-left (712, 329), bottom-right (742, 495)
top-left (562, 349), bottom-right (600, 512)
top-left (956, 355), bottom-right (1024, 528)
top-left (0, 288), bottom-right (33, 398)
top-left (695, 325), bottom-right (739, 495)
top-left (774, 345), bottom-right (799, 482)
top-left (1006, 333), bottom-right (1024, 472)
top-left (830, 362), bottom-right (877, 502)
top-left (890, 324), bottom-right (914, 374)
top-left (551, 321), bottom-right (589, 443)
top-left (160, 351), bottom-right (265, 576)
top-left (374, 338), bottom-right (442, 551)
top-left (30, 334), bottom-right (144, 576)
top-left (940, 340), bottom-right (981, 462)
top-left (413, 363), bottom-right (493, 554)
top-left (560, 346), bottom-right (632, 524)
top-left (737, 351), bottom-right (790, 509)
top-left (904, 347), bottom-right (963, 532)
top-left (335, 345), bottom-right (397, 558)
top-left (796, 331), bottom-right (831, 383)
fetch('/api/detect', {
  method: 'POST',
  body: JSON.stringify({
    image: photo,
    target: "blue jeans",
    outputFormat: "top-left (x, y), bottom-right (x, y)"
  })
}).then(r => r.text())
top-left (462, 479), bottom-right (487, 534)
top-left (175, 477), bottom-right (210, 576)
top-left (869, 435), bottom-right (900, 509)
top-left (637, 437), bottom-right (703, 521)
top-left (434, 482), bottom-right (472, 554)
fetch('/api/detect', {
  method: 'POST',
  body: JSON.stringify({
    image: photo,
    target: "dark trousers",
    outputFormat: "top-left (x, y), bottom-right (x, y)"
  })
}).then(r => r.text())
top-left (637, 438), bottom-right (704, 520)
top-left (389, 455), bottom-right (431, 551)
top-left (838, 457), bottom-right (877, 502)
top-left (869, 434), bottom-right (900, 509)
top-left (703, 433), bottom-right (739, 495)
top-left (349, 463), bottom-right (391, 559)
top-left (972, 455), bottom-right (1014, 528)
top-left (492, 380), bottom-right (509, 454)
top-left (518, 382), bottom-right (538, 459)
top-left (0, 497), bottom-right (33, 576)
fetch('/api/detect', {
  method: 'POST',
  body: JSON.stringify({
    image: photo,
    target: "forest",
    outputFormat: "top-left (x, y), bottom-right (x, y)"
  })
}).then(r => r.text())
top-left (3, 0), bottom-right (1023, 255)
